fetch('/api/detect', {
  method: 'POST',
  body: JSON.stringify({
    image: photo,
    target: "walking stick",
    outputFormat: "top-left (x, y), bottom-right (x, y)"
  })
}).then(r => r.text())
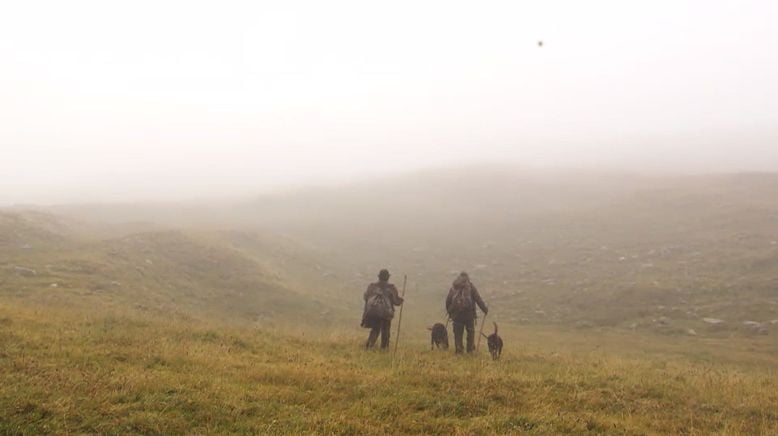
top-left (476, 311), bottom-right (488, 351)
top-left (393, 275), bottom-right (408, 356)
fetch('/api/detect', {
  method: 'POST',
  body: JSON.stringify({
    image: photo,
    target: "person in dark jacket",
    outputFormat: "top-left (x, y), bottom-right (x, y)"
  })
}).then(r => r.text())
top-left (362, 269), bottom-right (404, 350)
top-left (446, 272), bottom-right (488, 354)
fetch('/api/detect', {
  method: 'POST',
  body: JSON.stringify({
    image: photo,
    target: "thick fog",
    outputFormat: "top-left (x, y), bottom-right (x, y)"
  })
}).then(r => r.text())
top-left (2, 1), bottom-right (778, 204)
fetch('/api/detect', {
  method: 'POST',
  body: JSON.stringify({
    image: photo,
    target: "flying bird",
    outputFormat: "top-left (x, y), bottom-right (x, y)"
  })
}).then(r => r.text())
top-left (538, 40), bottom-right (543, 47)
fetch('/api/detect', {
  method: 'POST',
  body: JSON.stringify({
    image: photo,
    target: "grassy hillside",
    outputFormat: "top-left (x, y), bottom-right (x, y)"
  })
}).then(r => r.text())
top-left (26, 169), bottom-right (778, 336)
top-left (245, 170), bottom-right (778, 334)
top-left (0, 211), bottom-right (74, 257)
top-left (3, 169), bottom-right (778, 433)
top-left (7, 169), bottom-right (778, 336)
top-left (0, 211), bottom-right (348, 326)
top-left (1, 302), bottom-right (776, 434)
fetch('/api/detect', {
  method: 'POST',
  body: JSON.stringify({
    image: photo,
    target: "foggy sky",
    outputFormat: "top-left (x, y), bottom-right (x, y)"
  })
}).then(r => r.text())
top-left (2, 1), bottom-right (778, 204)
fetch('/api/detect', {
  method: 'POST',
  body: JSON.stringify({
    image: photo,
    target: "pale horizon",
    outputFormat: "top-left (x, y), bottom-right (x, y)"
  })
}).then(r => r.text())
top-left (2, 0), bottom-right (777, 205)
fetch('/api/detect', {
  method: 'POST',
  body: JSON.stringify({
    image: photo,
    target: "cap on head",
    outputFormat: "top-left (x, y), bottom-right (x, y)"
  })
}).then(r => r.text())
top-left (378, 269), bottom-right (390, 280)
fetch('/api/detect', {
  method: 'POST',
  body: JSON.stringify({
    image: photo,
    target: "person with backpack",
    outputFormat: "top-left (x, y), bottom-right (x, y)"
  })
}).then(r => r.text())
top-left (446, 271), bottom-right (488, 354)
top-left (361, 269), bottom-right (404, 350)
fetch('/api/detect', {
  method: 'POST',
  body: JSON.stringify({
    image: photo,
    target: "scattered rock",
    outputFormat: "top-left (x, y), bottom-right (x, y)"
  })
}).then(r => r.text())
top-left (703, 318), bottom-right (724, 325)
top-left (687, 329), bottom-right (697, 336)
top-left (743, 321), bottom-right (768, 335)
top-left (12, 266), bottom-right (37, 277)
top-left (658, 316), bottom-right (669, 325)
top-left (49, 283), bottom-right (58, 288)
top-left (145, 258), bottom-right (153, 265)
top-left (111, 281), bottom-right (122, 287)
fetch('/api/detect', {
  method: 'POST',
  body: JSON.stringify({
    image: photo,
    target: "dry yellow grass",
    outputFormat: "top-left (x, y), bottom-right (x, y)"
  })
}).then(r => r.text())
top-left (2, 302), bottom-right (776, 434)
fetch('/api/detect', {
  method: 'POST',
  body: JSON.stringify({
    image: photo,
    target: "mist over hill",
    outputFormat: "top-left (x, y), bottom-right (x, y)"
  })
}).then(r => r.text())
top-left (1, 211), bottom-right (348, 326)
top-left (5, 166), bottom-right (777, 336)
top-left (4, 166), bottom-right (778, 432)
top-left (242, 167), bottom-right (778, 334)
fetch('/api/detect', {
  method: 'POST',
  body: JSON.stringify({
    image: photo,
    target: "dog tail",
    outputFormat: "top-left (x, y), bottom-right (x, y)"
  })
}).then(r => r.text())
top-left (493, 322), bottom-right (498, 335)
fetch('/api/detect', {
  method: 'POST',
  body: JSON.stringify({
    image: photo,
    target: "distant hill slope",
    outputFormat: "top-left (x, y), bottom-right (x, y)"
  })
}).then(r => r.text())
top-left (0, 211), bottom-right (348, 325)
top-left (24, 167), bottom-right (778, 336)
top-left (235, 168), bottom-right (778, 335)
top-left (0, 211), bottom-right (74, 258)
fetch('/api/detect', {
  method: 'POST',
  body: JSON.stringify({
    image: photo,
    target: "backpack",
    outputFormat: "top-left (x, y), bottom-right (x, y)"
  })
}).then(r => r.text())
top-left (449, 283), bottom-right (473, 315)
top-left (365, 287), bottom-right (393, 320)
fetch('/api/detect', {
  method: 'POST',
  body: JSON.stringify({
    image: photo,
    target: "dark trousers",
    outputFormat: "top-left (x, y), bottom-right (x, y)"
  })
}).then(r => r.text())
top-left (452, 317), bottom-right (475, 354)
top-left (366, 318), bottom-right (392, 349)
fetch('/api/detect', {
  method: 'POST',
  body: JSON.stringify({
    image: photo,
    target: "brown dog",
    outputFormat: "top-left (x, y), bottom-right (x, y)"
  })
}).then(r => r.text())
top-left (481, 322), bottom-right (503, 360)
